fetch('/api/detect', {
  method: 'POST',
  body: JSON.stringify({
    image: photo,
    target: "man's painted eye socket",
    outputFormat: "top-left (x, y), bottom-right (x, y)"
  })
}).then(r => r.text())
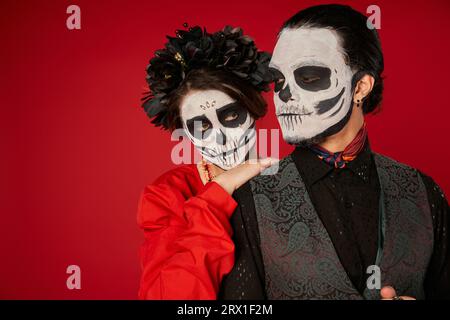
top-left (274, 78), bottom-right (285, 92)
top-left (269, 67), bottom-right (286, 92)
top-left (299, 76), bottom-right (321, 84)
top-left (294, 66), bottom-right (331, 92)
top-left (224, 111), bottom-right (239, 122)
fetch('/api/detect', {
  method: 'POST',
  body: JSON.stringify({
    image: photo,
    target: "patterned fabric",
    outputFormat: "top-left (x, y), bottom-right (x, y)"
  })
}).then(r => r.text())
top-left (250, 153), bottom-right (433, 300)
top-left (364, 155), bottom-right (434, 299)
top-left (308, 123), bottom-right (368, 168)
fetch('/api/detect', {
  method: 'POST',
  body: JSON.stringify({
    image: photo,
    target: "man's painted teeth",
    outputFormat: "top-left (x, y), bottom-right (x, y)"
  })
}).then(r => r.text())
top-left (278, 114), bottom-right (312, 129)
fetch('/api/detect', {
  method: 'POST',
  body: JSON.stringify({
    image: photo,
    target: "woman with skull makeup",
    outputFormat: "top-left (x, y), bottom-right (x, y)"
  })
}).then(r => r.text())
top-left (137, 26), bottom-right (275, 299)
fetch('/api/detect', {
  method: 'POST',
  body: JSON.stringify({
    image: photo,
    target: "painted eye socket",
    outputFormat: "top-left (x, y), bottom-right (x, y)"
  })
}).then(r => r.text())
top-left (299, 75), bottom-right (321, 84)
top-left (186, 116), bottom-right (213, 140)
top-left (269, 67), bottom-right (286, 92)
top-left (274, 78), bottom-right (285, 92)
top-left (294, 66), bottom-right (331, 92)
top-left (224, 111), bottom-right (239, 122)
top-left (216, 102), bottom-right (248, 128)
top-left (201, 121), bottom-right (211, 132)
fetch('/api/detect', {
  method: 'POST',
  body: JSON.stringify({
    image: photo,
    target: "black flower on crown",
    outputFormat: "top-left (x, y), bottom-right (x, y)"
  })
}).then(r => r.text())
top-left (142, 25), bottom-right (272, 130)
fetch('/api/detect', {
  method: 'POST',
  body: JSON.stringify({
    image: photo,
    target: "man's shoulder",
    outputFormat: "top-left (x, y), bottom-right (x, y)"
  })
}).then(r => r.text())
top-left (373, 152), bottom-right (446, 199)
top-left (372, 152), bottom-right (419, 172)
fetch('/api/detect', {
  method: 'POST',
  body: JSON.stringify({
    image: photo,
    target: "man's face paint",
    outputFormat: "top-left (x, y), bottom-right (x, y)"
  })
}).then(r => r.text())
top-left (270, 28), bottom-right (355, 144)
top-left (180, 89), bottom-right (256, 170)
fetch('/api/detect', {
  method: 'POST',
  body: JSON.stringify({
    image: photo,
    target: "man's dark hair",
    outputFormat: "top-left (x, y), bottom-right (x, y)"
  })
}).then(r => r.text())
top-left (282, 4), bottom-right (384, 114)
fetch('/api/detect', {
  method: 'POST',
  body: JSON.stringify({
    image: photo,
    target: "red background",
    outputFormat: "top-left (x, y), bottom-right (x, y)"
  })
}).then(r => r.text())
top-left (1, 0), bottom-right (449, 299)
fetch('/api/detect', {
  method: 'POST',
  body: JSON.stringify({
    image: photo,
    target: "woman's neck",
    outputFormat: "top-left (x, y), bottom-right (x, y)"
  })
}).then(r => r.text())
top-left (319, 106), bottom-right (365, 153)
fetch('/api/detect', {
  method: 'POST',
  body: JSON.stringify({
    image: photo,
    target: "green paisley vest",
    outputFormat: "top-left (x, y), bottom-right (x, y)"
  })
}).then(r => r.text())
top-left (250, 153), bottom-right (433, 300)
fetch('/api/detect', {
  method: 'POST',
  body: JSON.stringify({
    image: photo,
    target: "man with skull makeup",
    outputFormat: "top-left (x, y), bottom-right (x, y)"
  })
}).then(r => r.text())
top-left (219, 5), bottom-right (449, 300)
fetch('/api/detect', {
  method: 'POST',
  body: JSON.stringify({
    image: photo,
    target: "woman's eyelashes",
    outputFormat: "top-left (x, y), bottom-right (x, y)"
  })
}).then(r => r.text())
top-left (224, 111), bottom-right (239, 122)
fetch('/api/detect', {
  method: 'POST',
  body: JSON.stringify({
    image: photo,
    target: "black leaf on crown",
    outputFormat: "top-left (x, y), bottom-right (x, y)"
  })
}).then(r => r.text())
top-left (142, 25), bottom-right (272, 130)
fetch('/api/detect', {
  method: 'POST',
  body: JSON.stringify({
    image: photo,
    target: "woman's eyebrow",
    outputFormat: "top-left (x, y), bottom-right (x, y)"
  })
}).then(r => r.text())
top-left (186, 114), bottom-right (207, 123)
top-left (216, 102), bottom-right (239, 113)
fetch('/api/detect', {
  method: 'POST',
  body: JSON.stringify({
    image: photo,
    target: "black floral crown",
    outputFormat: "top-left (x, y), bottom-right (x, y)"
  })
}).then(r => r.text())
top-left (142, 25), bottom-right (272, 130)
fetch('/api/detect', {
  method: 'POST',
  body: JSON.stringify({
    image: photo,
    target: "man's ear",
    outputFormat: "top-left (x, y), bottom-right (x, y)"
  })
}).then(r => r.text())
top-left (353, 74), bottom-right (375, 103)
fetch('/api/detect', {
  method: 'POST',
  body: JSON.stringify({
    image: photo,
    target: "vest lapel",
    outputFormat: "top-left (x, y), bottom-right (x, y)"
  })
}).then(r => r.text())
top-left (363, 154), bottom-right (433, 299)
top-left (251, 156), bottom-right (363, 299)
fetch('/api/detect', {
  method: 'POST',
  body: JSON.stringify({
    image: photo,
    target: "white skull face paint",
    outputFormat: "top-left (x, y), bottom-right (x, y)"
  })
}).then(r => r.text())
top-left (180, 89), bottom-right (256, 170)
top-left (270, 28), bottom-right (355, 144)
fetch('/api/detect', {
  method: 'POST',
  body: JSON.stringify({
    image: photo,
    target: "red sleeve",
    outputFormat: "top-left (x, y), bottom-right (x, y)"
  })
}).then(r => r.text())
top-left (137, 172), bottom-right (237, 300)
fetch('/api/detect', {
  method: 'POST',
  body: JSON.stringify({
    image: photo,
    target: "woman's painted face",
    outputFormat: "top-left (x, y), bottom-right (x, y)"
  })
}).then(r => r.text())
top-left (270, 27), bottom-right (355, 144)
top-left (180, 89), bottom-right (256, 170)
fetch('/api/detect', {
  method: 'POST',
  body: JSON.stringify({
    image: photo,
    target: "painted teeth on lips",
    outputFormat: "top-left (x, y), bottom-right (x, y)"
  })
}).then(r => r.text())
top-left (277, 112), bottom-right (313, 116)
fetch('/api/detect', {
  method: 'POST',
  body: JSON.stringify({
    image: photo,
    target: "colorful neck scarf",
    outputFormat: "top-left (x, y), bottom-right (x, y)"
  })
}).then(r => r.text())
top-left (308, 123), bottom-right (368, 169)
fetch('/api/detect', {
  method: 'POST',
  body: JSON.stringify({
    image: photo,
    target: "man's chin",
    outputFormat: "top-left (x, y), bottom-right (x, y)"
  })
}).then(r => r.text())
top-left (282, 131), bottom-right (325, 146)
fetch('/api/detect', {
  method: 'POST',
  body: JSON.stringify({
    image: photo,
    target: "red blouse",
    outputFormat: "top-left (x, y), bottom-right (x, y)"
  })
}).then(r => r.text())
top-left (137, 164), bottom-right (237, 300)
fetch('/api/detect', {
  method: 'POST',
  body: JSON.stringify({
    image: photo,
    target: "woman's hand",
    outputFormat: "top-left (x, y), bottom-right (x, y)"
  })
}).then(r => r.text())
top-left (213, 158), bottom-right (278, 195)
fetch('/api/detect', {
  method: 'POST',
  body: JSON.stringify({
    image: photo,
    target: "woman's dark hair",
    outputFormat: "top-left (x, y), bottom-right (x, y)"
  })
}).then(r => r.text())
top-left (282, 4), bottom-right (384, 114)
top-left (165, 68), bottom-right (267, 130)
